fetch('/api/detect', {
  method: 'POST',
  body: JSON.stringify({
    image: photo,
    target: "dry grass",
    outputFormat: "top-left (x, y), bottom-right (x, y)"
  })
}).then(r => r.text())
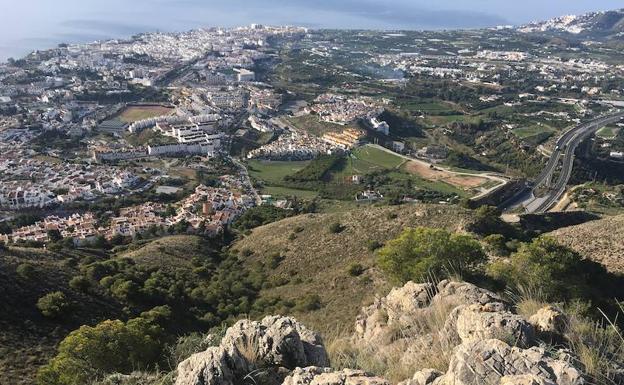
top-left (564, 305), bottom-right (624, 385)
top-left (508, 285), bottom-right (550, 321)
top-left (325, 290), bottom-right (460, 383)
top-left (234, 204), bottom-right (472, 336)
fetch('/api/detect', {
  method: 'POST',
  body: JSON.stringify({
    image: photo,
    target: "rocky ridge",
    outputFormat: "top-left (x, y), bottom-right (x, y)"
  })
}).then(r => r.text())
top-left (175, 280), bottom-right (588, 385)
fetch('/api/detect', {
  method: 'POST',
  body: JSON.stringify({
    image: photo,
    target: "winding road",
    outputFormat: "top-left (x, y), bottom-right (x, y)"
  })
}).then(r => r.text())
top-left (507, 111), bottom-right (624, 213)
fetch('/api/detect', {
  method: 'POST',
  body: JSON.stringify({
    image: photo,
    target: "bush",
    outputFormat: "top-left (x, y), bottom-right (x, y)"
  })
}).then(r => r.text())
top-left (487, 236), bottom-right (615, 301)
top-left (347, 263), bottom-right (365, 277)
top-left (328, 222), bottom-right (345, 234)
top-left (483, 234), bottom-right (509, 256)
top-left (16, 263), bottom-right (36, 280)
top-left (68, 276), bottom-right (90, 292)
top-left (37, 291), bottom-right (70, 318)
top-left (37, 318), bottom-right (165, 385)
top-left (367, 240), bottom-right (383, 251)
top-left (377, 227), bottom-right (486, 283)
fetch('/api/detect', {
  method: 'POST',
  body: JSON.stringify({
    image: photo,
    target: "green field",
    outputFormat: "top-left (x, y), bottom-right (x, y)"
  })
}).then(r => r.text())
top-left (246, 160), bottom-right (317, 198)
top-left (596, 125), bottom-right (620, 139)
top-left (397, 101), bottom-right (459, 114)
top-left (247, 160), bottom-right (310, 184)
top-left (512, 125), bottom-right (555, 139)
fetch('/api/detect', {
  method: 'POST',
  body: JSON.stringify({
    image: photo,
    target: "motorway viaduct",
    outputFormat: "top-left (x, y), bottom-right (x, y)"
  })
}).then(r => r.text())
top-left (504, 111), bottom-right (624, 214)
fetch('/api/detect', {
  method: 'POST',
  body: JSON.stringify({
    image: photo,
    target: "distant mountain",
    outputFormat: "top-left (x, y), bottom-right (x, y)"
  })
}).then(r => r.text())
top-left (519, 9), bottom-right (624, 37)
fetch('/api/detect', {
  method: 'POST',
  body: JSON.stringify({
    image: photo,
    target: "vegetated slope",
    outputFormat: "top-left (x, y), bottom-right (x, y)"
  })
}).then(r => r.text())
top-left (232, 204), bottom-right (472, 335)
top-left (549, 214), bottom-right (624, 274)
top-left (0, 247), bottom-right (122, 385)
top-left (120, 235), bottom-right (216, 270)
top-left (0, 235), bottom-right (216, 385)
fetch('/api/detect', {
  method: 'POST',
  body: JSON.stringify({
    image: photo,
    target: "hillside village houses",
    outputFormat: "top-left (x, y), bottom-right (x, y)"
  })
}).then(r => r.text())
top-left (2, 176), bottom-right (256, 245)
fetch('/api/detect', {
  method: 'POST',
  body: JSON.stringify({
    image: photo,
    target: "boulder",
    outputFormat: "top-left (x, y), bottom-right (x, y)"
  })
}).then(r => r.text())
top-left (529, 306), bottom-right (567, 335)
top-left (397, 369), bottom-right (443, 385)
top-left (434, 280), bottom-right (506, 307)
top-left (454, 304), bottom-right (535, 347)
top-left (282, 367), bottom-right (390, 385)
top-left (438, 339), bottom-right (585, 385)
top-left (176, 316), bottom-right (329, 385)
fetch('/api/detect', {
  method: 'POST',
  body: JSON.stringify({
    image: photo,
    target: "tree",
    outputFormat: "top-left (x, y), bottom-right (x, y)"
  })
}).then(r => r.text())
top-left (37, 318), bottom-right (165, 385)
top-left (377, 227), bottom-right (486, 283)
top-left (37, 291), bottom-right (70, 318)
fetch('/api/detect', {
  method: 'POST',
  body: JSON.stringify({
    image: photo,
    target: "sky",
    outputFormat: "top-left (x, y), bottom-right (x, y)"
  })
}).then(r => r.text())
top-left (0, 0), bottom-right (623, 61)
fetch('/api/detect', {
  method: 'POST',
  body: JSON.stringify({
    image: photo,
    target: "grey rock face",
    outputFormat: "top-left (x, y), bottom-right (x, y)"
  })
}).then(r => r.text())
top-left (282, 367), bottom-right (390, 385)
top-left (176, 316), bottom-right (329, 385)
top-left (438, 339), bottom-right (585, 385)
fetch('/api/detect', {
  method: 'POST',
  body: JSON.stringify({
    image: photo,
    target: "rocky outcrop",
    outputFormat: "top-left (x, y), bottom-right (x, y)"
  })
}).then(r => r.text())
top-left (176, 281), bottom-right (588, 385)
top-left (176, 316), bottom-right (328, 385)
top-left (439, 339), bottom-right (584, 385)
top-left (353, 280), bottom-right (506, 347)
top-left (454, 303), bottom-right (535, 347)
top-left (529, 306), bottom-right (567, 335)
top-left (351, 280), bottom-right (585, 385)
top-left (283, 367), bottom-right (390, 385)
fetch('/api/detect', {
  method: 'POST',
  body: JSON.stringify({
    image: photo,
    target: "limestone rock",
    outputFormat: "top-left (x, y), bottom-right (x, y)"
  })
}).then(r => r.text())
top-left (455, 304), bottom-right (535, 347)
top-left (529, 306), bottom-right (567, 335)
top-left (399, 369), bottom-right (443, 385)
top-left (439, 339), bottom-right (585, 385)
top-left (175, 347), bottom-right (233, 385)
top-left (499, 375), bottom-right (556, 385)
top-left (354, 282), bottom-right (434, 344)
top-left (434, 280), bottom-right (505, 307)
top-left (176, 316), bottom-right (328, 385)
top-left (282, 367), bottom-right (390, 385)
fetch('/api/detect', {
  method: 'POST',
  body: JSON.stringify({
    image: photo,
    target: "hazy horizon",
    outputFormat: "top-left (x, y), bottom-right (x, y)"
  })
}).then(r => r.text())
top-left (1, 0), bottom-right (623, 61)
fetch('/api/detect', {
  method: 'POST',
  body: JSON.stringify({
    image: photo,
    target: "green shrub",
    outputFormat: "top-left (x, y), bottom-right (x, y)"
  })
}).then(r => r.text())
top-left (69, 276), bottom-right (90, 292)
top-left (377, 227), bottom-right (486, 283)
top-left (16, 263), bottom-right (36, 280)
top-left (488, 236), bottom-right (613, 301)
top-left (367, 240), bottom-right (383, 251)
top-left (37, 317), bottom-right (165, 385)
top-left (347, 263), bottom-right (365, 277)
top-left (483, 234), bottom-right (509, 256)
top-left (328, 222), bottom-right (345, 234)
top-left (267, 253), bottom-right (284, 269)
top-left (37, 291), bottom-right (70, 318)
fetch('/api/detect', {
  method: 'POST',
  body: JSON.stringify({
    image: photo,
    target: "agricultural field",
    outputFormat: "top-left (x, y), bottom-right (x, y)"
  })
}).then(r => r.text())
top-left (117, 104), bottom-right (174, 123)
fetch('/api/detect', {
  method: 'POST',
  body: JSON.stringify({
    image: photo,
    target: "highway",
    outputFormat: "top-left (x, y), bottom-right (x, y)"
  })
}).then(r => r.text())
top-left (509, 111), bottom-right (624, 213)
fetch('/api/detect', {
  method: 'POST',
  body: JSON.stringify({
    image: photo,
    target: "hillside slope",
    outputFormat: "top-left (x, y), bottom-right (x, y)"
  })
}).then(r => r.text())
top-left (232, 204), bottom-right (473, 335)
top-left (519, 9), bottom-right (624, 37)
top-left (0, 235), bottom-right (216, 385)
top-left (549, 214), bottom-right (624, 274)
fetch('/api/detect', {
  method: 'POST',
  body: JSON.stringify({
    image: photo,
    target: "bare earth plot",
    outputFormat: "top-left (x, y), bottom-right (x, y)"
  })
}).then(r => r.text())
top-left (403, 160), bottom-right (488, 190)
